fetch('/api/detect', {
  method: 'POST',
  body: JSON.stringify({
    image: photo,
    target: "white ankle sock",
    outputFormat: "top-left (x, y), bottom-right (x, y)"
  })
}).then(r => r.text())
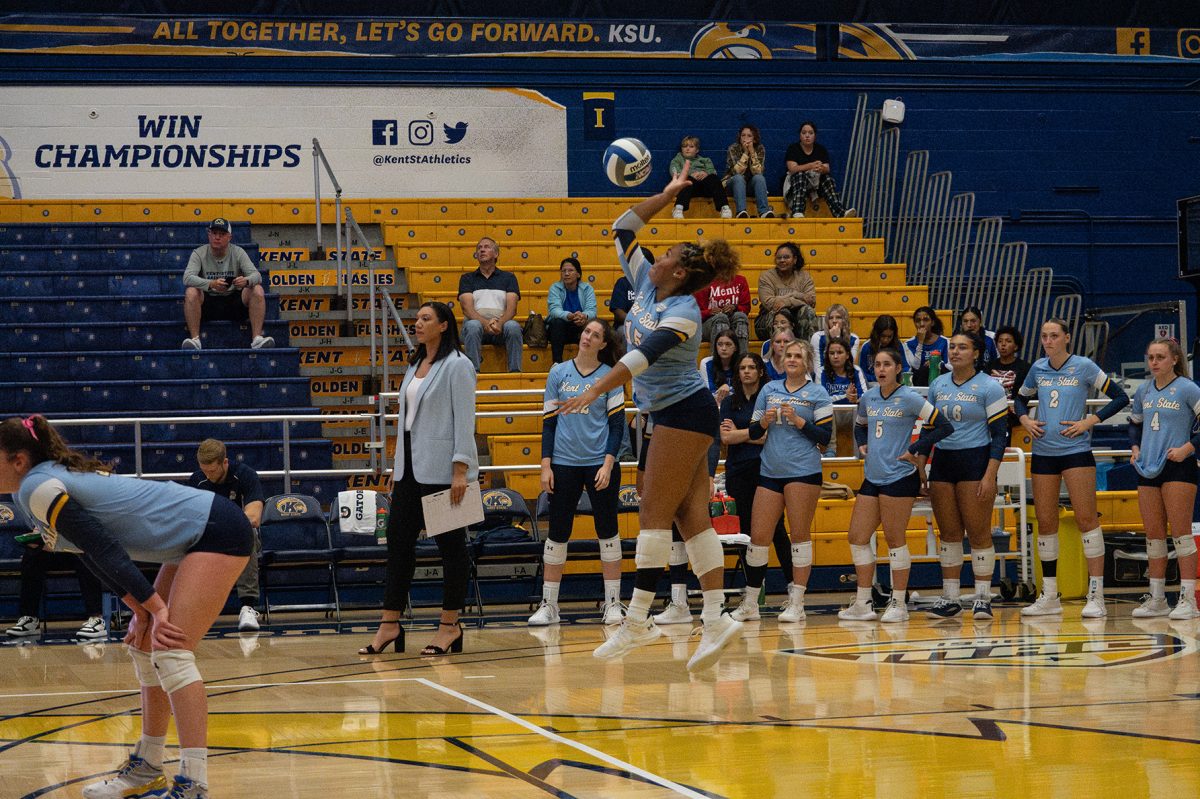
top-left (1088, 576), bottom-right (1104, 596)
top-left (701, 589), bottom-right (725, 623)
top-left (134, 734), bottom-right (166, 769)
top-left (541, 581), bottom-right (560, 606)
top-left (943, 579), bottom-right (960, 601)
top-left (856, 586), bottom-right (872, 603)
top-left (670, 583), bottom-right (688, 606)
top-left (1149, 577), bottom-right (1166, 600)
top-left (179, 748), bottom-right (207, 787)
top-left (627, 588), bottom-right (654, 622)
top-left (604, 580), bottom-right (621, 604)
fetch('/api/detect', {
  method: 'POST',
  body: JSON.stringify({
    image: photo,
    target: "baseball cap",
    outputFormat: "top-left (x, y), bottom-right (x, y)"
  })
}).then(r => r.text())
top-left (208, 217), bottom-right (232, 233)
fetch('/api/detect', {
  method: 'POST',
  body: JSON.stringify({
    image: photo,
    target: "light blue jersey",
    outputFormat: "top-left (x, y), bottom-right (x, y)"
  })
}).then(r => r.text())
top-left (613, 209), bottom-right (706, 412)
top-left (542, 360), bottom-right (625, 466)
top-left (751, 379), bottom-right (833, 478)
top-left (856, 386), bottom-right (939, 485)
top-left (1129, 376), bottom-right (1200, 479)
top-left (1017, 355), bottom-right (1112, 456)
top-left (16, 462), bottom-right (215, 563)
top-left (929, 371), bottom-right (1009, 450)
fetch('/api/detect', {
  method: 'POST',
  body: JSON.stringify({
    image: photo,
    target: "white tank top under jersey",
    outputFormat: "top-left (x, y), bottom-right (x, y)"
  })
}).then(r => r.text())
top-left (405, 375), bottom-right (426, 431)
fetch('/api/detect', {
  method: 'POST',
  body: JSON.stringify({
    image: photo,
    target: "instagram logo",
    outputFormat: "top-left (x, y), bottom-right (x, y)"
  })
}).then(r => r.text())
top-left (1179, 29), bottom-right (1200, 58)
top-left (408, 120), bottom-right (434, 146)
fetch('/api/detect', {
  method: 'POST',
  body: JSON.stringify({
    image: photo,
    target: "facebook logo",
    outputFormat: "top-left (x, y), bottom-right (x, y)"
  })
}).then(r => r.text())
top-left (372, 120), bottom-right (397, 146)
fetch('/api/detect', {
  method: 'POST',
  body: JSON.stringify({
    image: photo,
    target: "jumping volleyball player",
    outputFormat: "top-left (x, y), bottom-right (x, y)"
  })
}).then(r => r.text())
top-left (558, 161), bottom-right (744, 671)
top-left (1016, 318), bottom-right (1128, 619)
top-left (925, 331), bottom-right (1010, 620)
top-left (0, 416), bottom-right (252, 799)
top-left (1129, 338), bottom-right (1200, 619)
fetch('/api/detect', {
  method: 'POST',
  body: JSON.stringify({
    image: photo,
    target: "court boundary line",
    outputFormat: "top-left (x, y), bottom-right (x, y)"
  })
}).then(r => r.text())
top-left (415, 677), bottom-right (715, 799)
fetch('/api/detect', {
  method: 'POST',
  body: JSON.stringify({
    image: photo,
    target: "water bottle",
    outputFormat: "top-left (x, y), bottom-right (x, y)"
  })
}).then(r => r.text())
top-left (722, 493), bottom-right (737, 517)
top-left (928, 350), bottom-right (942, 377)
top-left (375, 505), bottom-right (389, 545)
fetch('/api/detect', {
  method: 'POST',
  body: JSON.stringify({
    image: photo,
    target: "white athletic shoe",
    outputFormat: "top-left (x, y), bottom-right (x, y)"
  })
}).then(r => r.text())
top-left (729, 591), bottom-right (760, 622)
top-left (1170, 593), bottom-right (1200, 620)
top-left (528, 600), bottom-right (560, 626)
top-left (837, 599), bottom-right (878, 621)
top-left (671, 205), bottom-right (685, 220)
top-left (156, 774), bottom-right (208, 799)
top-left (238, 606), bottom-right (261, 632)
top-left (250, 334), bottom-right (275, 349)
top-left (1020, 592), bottom-right (1063, 616)
top-left (1081, 592), bottom-right (1107, 619)
top-left (75, 616), bottom-right (107, 640)
top-left (791, 212), bottom-right (805, 219)
top-left (601, 599), bottom-right (625, 626)
top-left (653, 601), bottom-right (694, 625)
top-left (686, 613), bottom-right (743, 672)
top-left (1132, 595), bottom-right (1171, 618)
top-left (4, 615), bottom-right (40, 638)
top-left (181, 337), bottom-right (201, 350)
top-left (880, 597), bottom-right (909, 623)
top-left (841, 207), bottom-right (858, 218)
top-left (777, 586), bottom-right (806, 623)
top-left (82, 754), bottom-right (167, 799)
top-left (719, 205), bottom-right (733, 219)
top-left (593, 617), bottom-right (661, 659)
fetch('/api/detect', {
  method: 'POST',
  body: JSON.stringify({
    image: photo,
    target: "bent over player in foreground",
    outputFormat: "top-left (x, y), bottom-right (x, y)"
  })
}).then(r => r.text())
top-left (558, 162), bottom-right (744, 671)
top-left (0, 415), bottom-right (252, 799)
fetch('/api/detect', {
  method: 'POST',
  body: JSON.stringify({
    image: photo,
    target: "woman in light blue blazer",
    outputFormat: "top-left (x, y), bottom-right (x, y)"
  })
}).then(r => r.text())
top-left (360, 301), bottom-right (479, 657)
top-left (547, 256), bottom-right (598, 363)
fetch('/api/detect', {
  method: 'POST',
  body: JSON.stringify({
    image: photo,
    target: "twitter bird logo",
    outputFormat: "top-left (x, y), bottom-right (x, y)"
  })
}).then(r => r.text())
top-left (443, 122), bottom-right (468, 144)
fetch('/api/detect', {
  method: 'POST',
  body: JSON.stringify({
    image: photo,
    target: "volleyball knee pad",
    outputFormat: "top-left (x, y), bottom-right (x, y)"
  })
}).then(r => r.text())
top-left (1081, 528), bottom-right (1105, 559)
top-left (1146, 538), bottom-right (1169, 560)
top-left (889, 545), bottom-right (911, 571)
top-left (1173, 535), bottom-right (1198, 558)
top-left (599, 535), bottom-right (623, 562)
top-left (746, 544), bottom-right (770, 568)
top-left (152, 649), bottom-right (202, 695)
top-left (850, 543), bottom-right (875, 566)
top-left (938, 540), bottom-right (964, 569)
top-left (971, 547), bottom-right (996, 579)
top-left (635, 529), bottom-right (672, 570)
top-left (684, 529), bottom-right (725, 576)
top-left (667, 539), bottom-right (688, 567)
top-left (1036, 535), bottom-right (1059, 562)
top-left (791, 541), bottom-right (813, 568)
top-left (542, 539), bottom-right (568, 566)
top-left (127, 646), bottom-right (158, 688)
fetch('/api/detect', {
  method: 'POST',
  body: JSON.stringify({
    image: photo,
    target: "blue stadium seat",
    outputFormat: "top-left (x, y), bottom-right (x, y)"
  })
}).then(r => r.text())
top-left (327, 490), bottom-right (390, 607)
top-left (259, 493), bottom-right (339, 623)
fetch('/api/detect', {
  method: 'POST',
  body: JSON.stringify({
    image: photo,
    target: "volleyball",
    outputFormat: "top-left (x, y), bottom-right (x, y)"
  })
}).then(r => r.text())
top-left (603, 137), bottom-right (652, 188)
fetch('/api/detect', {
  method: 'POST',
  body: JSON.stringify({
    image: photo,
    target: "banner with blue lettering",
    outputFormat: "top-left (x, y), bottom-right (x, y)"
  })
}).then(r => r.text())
top-left (0, 86), bottom-right (567, 199)
top-left (839, 24), bottom-right (1199, 62)
top-left (0, 16), bottom-right (812, 59)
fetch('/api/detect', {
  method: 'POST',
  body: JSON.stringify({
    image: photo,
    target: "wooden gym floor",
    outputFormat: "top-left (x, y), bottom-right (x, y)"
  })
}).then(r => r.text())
top-left (2, 595), bottom-right (1199, 798)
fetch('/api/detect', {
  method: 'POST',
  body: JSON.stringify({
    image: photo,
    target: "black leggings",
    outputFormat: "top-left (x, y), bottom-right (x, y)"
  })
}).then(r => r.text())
top-left (546, 463), bottom-right (620, 543)
top-left (20, 547), bottom-right (103, 618)
top-left (383, 434), bottom-right (470, 612)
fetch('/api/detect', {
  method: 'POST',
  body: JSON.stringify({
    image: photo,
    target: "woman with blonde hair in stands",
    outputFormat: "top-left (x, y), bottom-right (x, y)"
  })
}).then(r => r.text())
top-left (811, 302), bottom-right (860, 366)
top-left (0, 415), bottom-right (253, 799)
top-left (1128, 338), bottom-right (1200, 619)
top-left (1015, 318), bottom-right (1129, 620)
top-left (559, 162), bottom-right (744, 672)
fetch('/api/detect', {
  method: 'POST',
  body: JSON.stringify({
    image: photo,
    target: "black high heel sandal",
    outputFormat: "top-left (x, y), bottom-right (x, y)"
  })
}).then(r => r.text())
top-left (359, 620), bottom-right (404, 654)
top-left (421, 621), bottom-right (464, 655)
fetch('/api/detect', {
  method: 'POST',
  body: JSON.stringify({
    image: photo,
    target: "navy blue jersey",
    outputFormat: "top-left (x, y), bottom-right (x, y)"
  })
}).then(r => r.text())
top-left (188, 461), bottom-right (263, 509)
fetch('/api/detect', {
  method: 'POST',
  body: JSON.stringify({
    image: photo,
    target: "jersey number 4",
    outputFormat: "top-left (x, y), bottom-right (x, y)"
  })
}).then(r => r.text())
top-left (1150, 411), bottom-right (1160, 432)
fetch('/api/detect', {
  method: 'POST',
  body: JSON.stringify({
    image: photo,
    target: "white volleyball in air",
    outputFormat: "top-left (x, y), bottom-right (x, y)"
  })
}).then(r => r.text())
top-left (603, 137), bottom-right (652, 188)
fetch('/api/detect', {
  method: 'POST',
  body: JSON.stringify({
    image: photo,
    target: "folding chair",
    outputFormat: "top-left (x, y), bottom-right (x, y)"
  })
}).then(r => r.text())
top-left (259, 494), bottom-right (339, 624)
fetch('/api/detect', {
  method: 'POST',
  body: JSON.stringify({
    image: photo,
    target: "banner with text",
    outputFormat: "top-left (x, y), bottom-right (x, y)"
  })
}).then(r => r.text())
top-left (0, 86), bottom-right (566, 199)
top-left (0, 15), bottom-right (812, 59)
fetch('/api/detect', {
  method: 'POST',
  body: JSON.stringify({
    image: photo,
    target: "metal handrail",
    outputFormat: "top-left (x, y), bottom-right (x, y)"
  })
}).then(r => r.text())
top-left (312, 139), bottom-right (347, 308)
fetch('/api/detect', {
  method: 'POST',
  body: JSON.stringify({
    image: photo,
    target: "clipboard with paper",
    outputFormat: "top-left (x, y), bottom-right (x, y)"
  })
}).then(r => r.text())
top-left (420, 480), bottom-right (484, 536)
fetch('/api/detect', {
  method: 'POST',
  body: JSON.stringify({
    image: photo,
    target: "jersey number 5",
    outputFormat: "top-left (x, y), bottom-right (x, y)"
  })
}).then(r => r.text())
top-left (875, 421), bottom-right (884, 439)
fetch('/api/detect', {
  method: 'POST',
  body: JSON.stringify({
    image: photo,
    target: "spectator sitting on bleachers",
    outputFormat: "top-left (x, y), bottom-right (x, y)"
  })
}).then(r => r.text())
top-left (859, 314), bottom-right (909, 385)
top-left (984, 325), bottom-right (1032, 439)
top-left (811, 303), bottom-right (860, 366)
top-left (783, 121), bottom-right (855, 219)
top-left (902, 305), bottom-right (950, 386)
top-left (4, 539), bottom-right (107, 642)
top-left (764, 328), bottom-right (794, 382)
top-left (547, 257), bottom-right (597, 363)
top-left (754, 242), bottom-right (816, 343)
top-left (181, 217), bottom-right (274, 351)
top-left (669, 135), bottom-right (732, 219)
top-left (187, 439), bottom-right (264, 633)
top-left (458, 236), bottom-right (523, 373)
top-left (817, 336), bottom-right (867, 406)
top-left (608, 274), bottom-right (635, 345)
top-left (699, 329), bottom-right (741, 407)
top-left (955, 305), bottom-right (1000, 367)
top-left (694, 267), bottom-right (751, 353)
top-left (723, 124), bottom-right (774, 219)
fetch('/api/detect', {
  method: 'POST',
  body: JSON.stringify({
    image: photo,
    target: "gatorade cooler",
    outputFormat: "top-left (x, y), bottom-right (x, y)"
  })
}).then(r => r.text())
top-left (1032, 506), bottom-right (1088, 599)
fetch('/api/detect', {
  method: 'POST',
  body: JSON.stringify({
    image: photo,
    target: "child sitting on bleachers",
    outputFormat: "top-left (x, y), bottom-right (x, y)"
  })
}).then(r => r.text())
top-left (669, 136), bottom-right (732, 219)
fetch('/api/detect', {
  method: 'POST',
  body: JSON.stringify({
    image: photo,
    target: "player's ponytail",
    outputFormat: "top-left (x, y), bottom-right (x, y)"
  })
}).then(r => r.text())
top-left (678, 238), bottom-right (740, 295)
top-left (0, 416), bottom-right (111, 473)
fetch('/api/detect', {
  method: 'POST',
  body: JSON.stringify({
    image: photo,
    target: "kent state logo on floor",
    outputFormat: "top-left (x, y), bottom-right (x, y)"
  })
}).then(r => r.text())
top-left (784, 633), bottom-right (1192, 667)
